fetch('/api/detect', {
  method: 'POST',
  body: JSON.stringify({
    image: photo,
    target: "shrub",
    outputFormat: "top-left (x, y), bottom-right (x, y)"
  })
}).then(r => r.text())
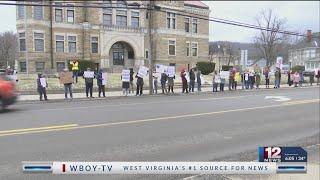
top-left (221, 65), bottom-right (233, 71)
top-left (291, 65), bottom-right (305, 73)
top-left (196, 62), bottom-right (215, 75)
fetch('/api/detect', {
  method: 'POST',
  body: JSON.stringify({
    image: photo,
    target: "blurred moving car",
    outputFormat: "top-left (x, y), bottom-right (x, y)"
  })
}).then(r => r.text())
top-left (0, 75), bottom-right (18, 109)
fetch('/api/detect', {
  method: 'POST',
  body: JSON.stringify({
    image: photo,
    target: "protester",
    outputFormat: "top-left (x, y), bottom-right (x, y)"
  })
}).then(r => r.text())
top-left (83, 68), bottom-right (95, 98)
top-left (249, 71), bottom-right (255, 89)
top-left (287, 70), bottom-right (292, 86)
top-left (160, 71), bottom-right (168, 94)
top-left (220, 75), bottom-right (225, 92)
top-left (234, 71), bottom-right (241, 90)
top-left (196, 69), bottom-right (202, 91)
top-left (70, 59), bottom-right (79, 83)
top-left (97, 69), bottom-right (106, 98)
top-left (181, 70), bottom-right (188, 93)
top-left (255, 72), bottom-right (261, 89)
top-left (167, 75), bottom-right (175, 94)
top-left (316, 68), bottom-right (320, 85)
top-left (62, 68), bottom-right (73, 100)
top-left (129, 68), bottom-right (134, 94)
top-left (228, 68), bottom-right (235, 91)
top-left (37, 73), bottom-right (48, 101)
top-left (299, 70), bottom-right (304, 87)
top-left (263, 66), bottom-right (270, 89)
top-left (274, 68), bottom-right (281, 88)
top-left (293, 71), bottom-right (300, 87)
top-left (212, 71), bottom-right (220, 92)
top-left (244, 70), bottom-right (250, 89)
top-left (135, 73), bottom-right (144, 96)
top-left (152, 71), bottom-right (158, 94)
top-left (121, 75), bottom-right (130, 97)
top-left (310, 72), bottom-right (315, 86)
top-left (189, 69), bottom-right (195, 92)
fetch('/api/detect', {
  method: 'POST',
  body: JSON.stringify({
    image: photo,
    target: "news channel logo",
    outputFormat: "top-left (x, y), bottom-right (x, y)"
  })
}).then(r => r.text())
top-left (258, 147), bottom-right (307, 163)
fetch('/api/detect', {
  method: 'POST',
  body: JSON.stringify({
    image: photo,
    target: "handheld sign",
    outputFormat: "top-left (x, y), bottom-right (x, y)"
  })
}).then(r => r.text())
top-left (122, 70), bottom-right (130, 82)
top-left (220, 71), bottom-right (230, 79)
top-left (84, 71), bottom-right (94, 78)
top-left (167, 66), bottom-right (175, 77)
top-left (137, 66), bottom-right (149, 78)
top-left (40, 78), bottom-right (47, 87)
top-left (59, 72), bottom-right (73, 84)
top-left (156, 64), bottom-right (167, 73)
top-left (102, 73), bottom-right (107, 85)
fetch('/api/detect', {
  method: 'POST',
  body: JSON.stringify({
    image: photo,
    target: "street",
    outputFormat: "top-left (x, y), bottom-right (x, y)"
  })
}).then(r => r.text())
top-left (0, 87), bottom-right (319, 180)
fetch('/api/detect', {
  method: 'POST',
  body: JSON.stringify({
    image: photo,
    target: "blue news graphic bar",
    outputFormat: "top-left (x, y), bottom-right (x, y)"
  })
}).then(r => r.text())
top-left (22, 161), bottom-right (52, 173)
top-left (276, 163), bottom-right (307, 173)
top-left (278, 166), bottom-right (305, 170)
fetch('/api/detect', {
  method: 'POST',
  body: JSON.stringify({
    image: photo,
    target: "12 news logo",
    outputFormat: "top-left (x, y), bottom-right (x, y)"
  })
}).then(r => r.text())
top-left (263, 147), bottom-right (282, 162)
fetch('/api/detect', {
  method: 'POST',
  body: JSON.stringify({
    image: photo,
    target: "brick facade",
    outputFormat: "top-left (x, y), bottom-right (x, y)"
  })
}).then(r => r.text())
top-left (16, 0), bottom-right (210, 73)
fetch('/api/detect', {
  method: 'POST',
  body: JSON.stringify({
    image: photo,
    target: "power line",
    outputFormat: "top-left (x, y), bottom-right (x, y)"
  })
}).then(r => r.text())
top-left (1, 1), bottom-right (318, 38)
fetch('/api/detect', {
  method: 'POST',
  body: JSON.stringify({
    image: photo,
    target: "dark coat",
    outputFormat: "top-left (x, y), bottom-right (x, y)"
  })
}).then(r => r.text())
top-left (136, 74), bottom-right (144, 86)
top-left (97, 70), bottom-right (103, 86)
top-left (189, 71), bottom-right (195, 81)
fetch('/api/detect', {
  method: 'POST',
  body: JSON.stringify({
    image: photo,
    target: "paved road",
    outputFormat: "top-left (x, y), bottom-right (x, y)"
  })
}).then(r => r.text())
top-left (0, 87), bottom-right (319, 180)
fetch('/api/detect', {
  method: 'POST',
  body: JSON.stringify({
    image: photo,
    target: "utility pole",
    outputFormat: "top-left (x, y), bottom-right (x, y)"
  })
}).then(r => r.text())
top-left (148, 1), bottom-right (154, 95)
top-left (49, 0), bottom-right (54, 71)
top-left (24, 2), bottom-right (29, 75)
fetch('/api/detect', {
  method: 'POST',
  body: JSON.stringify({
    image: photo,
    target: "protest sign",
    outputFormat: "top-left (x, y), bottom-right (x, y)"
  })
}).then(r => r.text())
top-left (84, 71), bottom-right (94, 78)
top-left (167, 66), bottom-right (175, 77)
top-left (59, 72), bottom-right (73, 84)
top-left (220, 71), bottom-right (230, 79)
top-left (276, 57), bottom-right (283, 69)
top-left (122, 70), bottom-right (130, 82)
top-left (102, 73), bottom-right (107, 85)
top-left (40, 78), bottom-right (47, 87)
top-left (156, 64), bottom-right (167, 73)
top-left (137, 66), bottom-right (149, 78)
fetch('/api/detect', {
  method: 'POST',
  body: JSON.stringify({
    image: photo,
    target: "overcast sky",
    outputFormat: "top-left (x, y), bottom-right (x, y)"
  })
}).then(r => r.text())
top-left (0, 1), bottom-right (318, 43)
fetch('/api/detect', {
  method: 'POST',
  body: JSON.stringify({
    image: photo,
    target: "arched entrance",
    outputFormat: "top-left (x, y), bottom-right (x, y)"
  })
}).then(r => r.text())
top-left (109, 41), bottom-right (135, 69)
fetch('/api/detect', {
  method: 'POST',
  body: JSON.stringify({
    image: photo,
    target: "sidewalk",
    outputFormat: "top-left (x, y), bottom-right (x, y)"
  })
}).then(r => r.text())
top-left (17, 84), bottom-right (319, 102)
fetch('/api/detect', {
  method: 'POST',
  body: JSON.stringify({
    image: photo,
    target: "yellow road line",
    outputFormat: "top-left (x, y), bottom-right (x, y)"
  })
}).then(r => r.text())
top-left (0, 99), bottom-right (318, 138)
top-left (0, 124), bottom-right (78, 134)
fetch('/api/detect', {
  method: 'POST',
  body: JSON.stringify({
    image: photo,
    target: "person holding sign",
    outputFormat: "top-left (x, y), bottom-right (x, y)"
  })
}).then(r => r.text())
top-left (212, 71), bottom-right (220, 92)
top-left (160, 71), bottom-right (168, 94)
top-left (180, 70), bottom-right (188, 93)
top-left (121, 69), bottom-right (130, 96)
top-left (189, 69), bottom-right (195, 92)
top-left (97, 69), bottom-right (106, 98)
top-left (36, 73), bottom-right (48, 101)
top-left (83, 68), bottom-right (95, 98)
top-left (135, 73), bottom-right (144, 96)
top-left (59, 68), bottom-right (73, 100)
top-left (152, 70), bottom-right (159, 94)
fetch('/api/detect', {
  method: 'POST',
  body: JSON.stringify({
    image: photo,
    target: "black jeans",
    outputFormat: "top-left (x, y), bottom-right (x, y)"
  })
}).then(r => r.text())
top-left (38, 87), bottom-right (47, 101)
top-left (98, 85), bottom-right (105, 97)
top-left (220, 83), bottom-right (225, 91)
top-left (189, 80), bottom-right (195, 92)
top-left (64, 84), bottom-right (73, 99)
top-left (85, 83), bottom-right (93, 97)
top-left (136, 84), bottom-right (143, 95)
top-left (168, 85), bottom-right (174, 93)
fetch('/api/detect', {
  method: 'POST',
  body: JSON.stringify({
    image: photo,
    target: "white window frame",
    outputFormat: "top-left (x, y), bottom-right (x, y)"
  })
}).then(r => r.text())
top-left (91, 36), bottom-right (99, 53)
top-left (116, 10), bottom-right (127, 26)
top-left (168, 39), bottom-right (176, 56)
top-left (54, 2), bottom-right (63, 23)
top-left (66, 3), bottom-right (75, 23)
top-left (55, 34), bottom-right (65, 53)
top-left (33, 30), bottom-right (45, 52)
top-left (102, 7), bottom-right (112, 25)
top-left (192, 18), bottom-right (198, 34)
top-left (166, 12), bottom-right (176, 29)
top-left (185, 17), bottom-right (190, 33)
top-left (191, 42), bottom-right (198, 57)
top-left (186, 41), bottom-right (190, 57)
top-left (67, 34), bottom-right (77, 53)
top-left (33, 2), bottom-right (44, 20)
top-left (17, 5), bottom-right (25, 19)
top-left (131, 10), bottom-right (140, 28)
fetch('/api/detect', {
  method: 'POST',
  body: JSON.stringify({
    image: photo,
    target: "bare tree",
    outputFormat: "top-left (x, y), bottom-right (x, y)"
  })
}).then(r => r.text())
top-left (253, 9), bottom-right (287, 66)
top-left (0, 31), bottom-right (17, 68)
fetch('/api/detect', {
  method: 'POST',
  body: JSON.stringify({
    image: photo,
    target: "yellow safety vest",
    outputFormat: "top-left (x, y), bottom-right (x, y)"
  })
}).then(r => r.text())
top-left (70, 61), bottom-right (79, 71)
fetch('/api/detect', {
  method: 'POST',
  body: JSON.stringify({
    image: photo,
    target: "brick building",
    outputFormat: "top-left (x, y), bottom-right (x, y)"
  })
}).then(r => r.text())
top-left (16, 0), bottom-right (210, 73)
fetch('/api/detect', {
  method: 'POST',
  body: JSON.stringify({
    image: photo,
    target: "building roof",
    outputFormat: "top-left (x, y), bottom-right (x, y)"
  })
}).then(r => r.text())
top-left (184, 1), bottom-right (209, 9)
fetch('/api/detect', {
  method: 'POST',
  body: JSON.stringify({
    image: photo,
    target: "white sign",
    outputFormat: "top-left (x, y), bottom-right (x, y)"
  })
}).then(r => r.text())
top-left (137, 66), bottom-right (149, 78)
top-left (102, 73), bottom-right (107, 85)
top-left (84, 71), bottom-right (94, 78)
top-left (264, 96), bottom-right (291, 102)
top-left (156, 64), bottom-right (167, 73)
top-left (276, 57), bottom-right (283, 69)
top-left (40, 78), bottom-right (47, 87)
top-left (122, 70), bottom-right (130, 82)
top-left (167, 66), bottom-right (175, 77)
top-left (220, 71), bottom-right (230, 79)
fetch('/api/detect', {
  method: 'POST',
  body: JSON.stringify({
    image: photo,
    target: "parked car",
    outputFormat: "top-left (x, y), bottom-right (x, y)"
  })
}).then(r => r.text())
top-left (0, 75), bottom-right (18, 109)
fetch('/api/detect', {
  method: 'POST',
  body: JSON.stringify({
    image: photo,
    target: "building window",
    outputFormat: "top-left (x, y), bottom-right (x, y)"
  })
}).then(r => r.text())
top-left (17, 6), bottom-right (25, 19)
top-left (68, 36), bottom-right (77, 53)
top-left (20, 62), bottom-right (26, 72)
top-left (112, 43), bottom-right (124, 66)
top-left (185, 18), bottom-right (190, 32)
top-left (34, 32), bottom-right (44, 52)
top-left (91, 37), bottom-right (98, 53)
top-left (19, 32), bottom-right (26, 52)
top-left (192, 19), bottom-right (198, 33)
top-left (67, 5), bottom-right (75, 23)
top-left (55, 8), bottom-right (63, 22)
top-left (35, 62), bottom-right (45, 72)
top-left (103, 8), bottom-right (112, 25)
top-left (116, 10), bottom-right (127, 26)
top-left (310, 49), bottom-right (316, 58)
top-left (186, 42), bottom-right (190, 56)
top-left (128, 50), bottom-right (134, 59)
top-left (191, 43), bottom-right (198, 56)
top-left (56, 35), bottom-right (64, 52)
top-left (167, 12), bottom-right (176, 29)
top-left (168, 40), bottom-right (176, 56)
top-left (56, 62), bottom-right (65, 72)
top-left (145, 50), bottom-right (149, 59)
top-left (33, 5), bottom-right (43, 20)
top-left (131, 11), bottom-right (139, 28)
